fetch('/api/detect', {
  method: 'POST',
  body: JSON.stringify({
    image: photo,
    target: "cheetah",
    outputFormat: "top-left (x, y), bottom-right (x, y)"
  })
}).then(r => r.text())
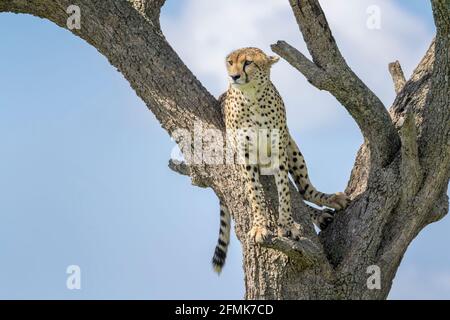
top-left (212, 47), bottom-right (349, 273)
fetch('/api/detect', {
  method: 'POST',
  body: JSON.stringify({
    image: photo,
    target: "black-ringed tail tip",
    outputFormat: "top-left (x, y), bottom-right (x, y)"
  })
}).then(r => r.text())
top-left (212, 203), bottom-right (231, 274)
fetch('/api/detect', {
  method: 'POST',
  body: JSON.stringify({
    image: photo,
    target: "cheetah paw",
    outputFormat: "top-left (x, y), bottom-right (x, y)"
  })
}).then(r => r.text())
top-left (248, 225), bottom-right (272, 244)
top-left (326, 192), bottom-right (350, 211)
top-left (277, 222), bottom-right (302, 241)
top-left (316, 209), bottom-right (335, 230)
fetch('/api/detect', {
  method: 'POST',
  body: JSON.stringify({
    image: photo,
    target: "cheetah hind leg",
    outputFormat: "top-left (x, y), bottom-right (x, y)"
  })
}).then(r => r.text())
top-left (325, 192), bottom-right (350, 211)
top-left (312, 209), bottom-right (335, 230)
top-left (287, 136), bottom-right (350, 211)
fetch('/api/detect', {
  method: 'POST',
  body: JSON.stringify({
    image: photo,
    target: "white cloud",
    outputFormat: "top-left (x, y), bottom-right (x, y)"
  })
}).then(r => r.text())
top-left (161, 0), bottom-right (434, 132)
top-left (162, 0), bottom-right (293, 92)
top-left (319, 0), bottom-right (434, 104)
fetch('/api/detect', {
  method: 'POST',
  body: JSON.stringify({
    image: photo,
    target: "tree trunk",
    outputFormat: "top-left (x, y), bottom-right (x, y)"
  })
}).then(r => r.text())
top-left (1, 0), bottom-right (448, 300)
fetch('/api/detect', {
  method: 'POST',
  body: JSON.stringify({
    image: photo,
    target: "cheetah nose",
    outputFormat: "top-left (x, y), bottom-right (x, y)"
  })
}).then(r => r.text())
top-left (230, 74), bottom-right (241, 81)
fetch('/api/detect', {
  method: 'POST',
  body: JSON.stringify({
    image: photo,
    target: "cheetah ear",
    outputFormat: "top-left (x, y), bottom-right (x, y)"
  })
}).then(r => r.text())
top-left (269, 56), bottom-right (280, 65)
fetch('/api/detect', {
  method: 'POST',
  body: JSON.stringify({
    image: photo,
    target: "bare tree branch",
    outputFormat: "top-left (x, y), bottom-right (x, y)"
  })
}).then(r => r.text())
top-left (272, 0), bottom-right (400, 168)
top-left (389, 41), bottom-right (435, 128)
top-left (398, 110), bottom-right (422, 201)
top-left (428, 192), bottom-right (449, 224)
top-left (260, 235), bottom-right (328, 268)
top-left (168, 159), bottom-right (190, 177)
top-left (388, 61), bottom-right (407, 94)
top-left (271, 41), bottom-right (331, 90)
top-left (415, 0), bottom-right (450, 215)
top-left (370, 33), bottom-right (447, 288)
top-left (287, 0), bottom-right (345, 71)
top-left (431, 0), bottom-right (450, 35)
top-left (421, 1), bottom-right (449, 154)
top-left (128, 0), bottom-right (166, 27)
top-left (168, 159), bottom-right (211, 188)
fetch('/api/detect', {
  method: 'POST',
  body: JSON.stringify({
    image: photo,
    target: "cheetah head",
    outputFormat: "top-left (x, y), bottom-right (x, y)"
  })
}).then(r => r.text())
top-left (225, 47), bottom-right (279, 88)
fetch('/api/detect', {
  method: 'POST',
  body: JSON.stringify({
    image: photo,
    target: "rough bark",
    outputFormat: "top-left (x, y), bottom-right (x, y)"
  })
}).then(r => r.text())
top-left (1, 0), bottom-right (448, 300)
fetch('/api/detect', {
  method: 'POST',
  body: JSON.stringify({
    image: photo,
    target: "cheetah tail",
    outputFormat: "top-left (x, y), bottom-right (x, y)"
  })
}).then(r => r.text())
top-left (212, 203), bottom-right (231, 274)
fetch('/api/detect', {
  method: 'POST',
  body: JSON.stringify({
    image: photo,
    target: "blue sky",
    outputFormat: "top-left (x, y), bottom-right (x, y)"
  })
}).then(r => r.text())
top-left (0, 0), bottom-right (448, 299)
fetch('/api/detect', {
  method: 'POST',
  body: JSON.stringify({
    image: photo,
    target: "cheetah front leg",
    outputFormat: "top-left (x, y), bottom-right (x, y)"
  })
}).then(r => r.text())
top-left (287, 136), bottom-right (350, 211)
top-left (274, 157), bottom-right (301, 240)
top-left (236, 128), bottom-right (273, 243)
top-left (243, 164), bottom-right (273, 243)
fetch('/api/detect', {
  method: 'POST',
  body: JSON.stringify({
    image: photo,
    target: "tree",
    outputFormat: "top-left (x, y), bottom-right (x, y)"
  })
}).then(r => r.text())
top-left (1, 0), bottom-right (448, 299)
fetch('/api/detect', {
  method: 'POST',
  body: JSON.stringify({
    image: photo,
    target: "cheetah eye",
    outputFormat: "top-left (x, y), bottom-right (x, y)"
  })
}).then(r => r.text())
top-left (227, 60), bottom-right (233, 66)
top-left (244, 60), bottom-right (253, 67)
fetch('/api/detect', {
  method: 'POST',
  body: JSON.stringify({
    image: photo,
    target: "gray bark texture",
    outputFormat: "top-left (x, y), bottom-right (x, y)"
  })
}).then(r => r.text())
top-left (1, 0), bottom-right (448, 299)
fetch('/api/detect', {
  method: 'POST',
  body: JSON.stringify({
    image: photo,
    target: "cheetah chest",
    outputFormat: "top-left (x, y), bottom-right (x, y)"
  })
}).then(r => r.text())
top-left (225, 88), bottom-right (286, 166)
top-left (226, 91), bottom-right (282, 131)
